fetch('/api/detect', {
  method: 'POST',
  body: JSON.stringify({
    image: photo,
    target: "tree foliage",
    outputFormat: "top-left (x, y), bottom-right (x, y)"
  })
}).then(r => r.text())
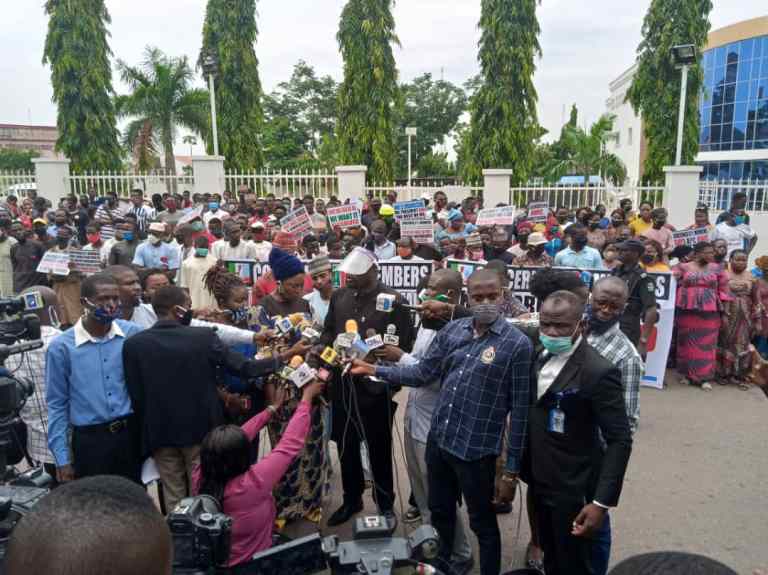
top-left (398, 73), bottom-right (467, 178)
top-left (462, 0), bottom-right (542, 184)
top-left (201, 0), bottom-right (264, 170)
top-left (337, 0), bottom-right (400, 182)
top-left (627, 0), bottom-right (712, 182)
top-left (43, 0), bottom-right (123, 171)
top-left (115, 47), bottom-right (209, 174)
top-left (0, 149), bottom-right (40, 171)
top-left (546, 114), bottom-right (628, 185)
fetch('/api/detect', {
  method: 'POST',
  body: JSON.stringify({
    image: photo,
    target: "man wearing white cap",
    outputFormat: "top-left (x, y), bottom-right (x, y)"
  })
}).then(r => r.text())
top-left (132, 222), bottom-right (180, 272)
top-left (249, 220), bottom-right (272, 262)
top-left (321, 247), bottom-right (414, 528)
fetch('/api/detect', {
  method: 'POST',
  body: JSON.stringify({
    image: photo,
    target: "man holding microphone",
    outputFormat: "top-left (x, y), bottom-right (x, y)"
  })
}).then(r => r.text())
top-left (351, 268), bottom-right (533, 575)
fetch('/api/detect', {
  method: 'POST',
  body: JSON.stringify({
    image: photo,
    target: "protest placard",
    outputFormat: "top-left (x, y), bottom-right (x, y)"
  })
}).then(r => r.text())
top-left (225, 260), bottom-right (258, 286)
top-left (400, 219), bottom-right (435, 244)
top-left (394, 200), bottom-right (426, 222)
top-left (672, 227), bottom-right (710, 247)
top-left (36, 251), bottom-right (70, 276)
top-left (527, 201), bottom-right (549, 223)
top-left (69, 249), bottom-right (102, 275)
top-left (326, 204), bottom-right (361, 230)
top-left (280, 206), bottom-right (313, 239)
top-left (476, 206), bottom-right (516, 226)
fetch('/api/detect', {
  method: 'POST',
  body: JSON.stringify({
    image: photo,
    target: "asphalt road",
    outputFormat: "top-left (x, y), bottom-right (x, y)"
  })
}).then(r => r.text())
top-left (282, 371), bottom-right (768, 574)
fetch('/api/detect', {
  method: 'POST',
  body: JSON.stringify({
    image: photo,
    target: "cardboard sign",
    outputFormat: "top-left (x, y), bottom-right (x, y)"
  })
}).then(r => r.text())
top-left (672, 227), bottom-right (710, 247)
top-left (527, 201), bottom-right (549, 223)
top-left (36, 251), bottom-right (70, 276)
top-left (280, 206), bottom-right (313, 239)
top-left (476, 206), bottom-right (516, 226)
top-left (69, 249), bottom-right (102, 275)
top-left (400, 219), bottom-right (435, 245)
top-left (326, 204), bottom-right (361, 230)
top-left (394, 200), bottom-right (427, 222)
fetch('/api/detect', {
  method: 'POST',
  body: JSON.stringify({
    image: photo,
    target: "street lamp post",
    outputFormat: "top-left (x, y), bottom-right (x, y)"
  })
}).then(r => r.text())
top-left (405, 126), bottom-right (417, 190)
top-left (671, 44), bottom-right (697, 166)
top-left (201, 52), bottom-right (220, 157)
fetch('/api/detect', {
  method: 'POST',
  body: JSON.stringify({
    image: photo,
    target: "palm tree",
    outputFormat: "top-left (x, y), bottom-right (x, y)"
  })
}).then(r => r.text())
top-left (116, 47), bottom-right (209, 174)
top-left (547, 114), bottom-right (627, 185)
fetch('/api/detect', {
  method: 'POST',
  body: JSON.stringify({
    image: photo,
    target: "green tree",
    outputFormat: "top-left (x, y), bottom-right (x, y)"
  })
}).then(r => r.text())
top-left (0, 149), bottom-right (40, 171)
top-left (547, 114), bottom-right (628, 185)
top-left (201, 0), bottom-right (264, 170)
top-left (337, 0), bottom-right (400, 182)
top-left (462, 0), bottom-right (542, 184)
top-left (627, 0), bottom-right (712, 182)
top-left (115, 47), bottom-right (210, 174)
top-left (43, 0), bottom-right (123, 171)
top-left (398, 73), bottom-right (467, 178)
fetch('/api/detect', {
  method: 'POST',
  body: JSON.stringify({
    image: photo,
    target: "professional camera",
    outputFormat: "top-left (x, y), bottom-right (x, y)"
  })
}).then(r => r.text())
top-left (168, 495), bottom-right (233, 574)
top-left (0, 292), bottom-right (43, 346)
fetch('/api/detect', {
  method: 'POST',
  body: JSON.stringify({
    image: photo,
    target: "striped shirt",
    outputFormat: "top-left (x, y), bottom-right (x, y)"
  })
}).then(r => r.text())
top-left (376, 315), bottom-right (532, 472)
top-left (126, 204), bottom-right (154, 235)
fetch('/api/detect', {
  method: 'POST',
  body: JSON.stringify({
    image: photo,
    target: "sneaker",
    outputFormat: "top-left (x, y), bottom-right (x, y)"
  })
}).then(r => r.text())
top-left (701, 382), bottom-right (713, 391)
top-left (403, 506), bottom-right (421, 524)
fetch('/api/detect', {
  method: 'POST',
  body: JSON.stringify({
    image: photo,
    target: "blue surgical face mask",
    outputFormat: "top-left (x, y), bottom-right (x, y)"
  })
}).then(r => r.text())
top-left (209, 202), bottom-right (219, 211)
top-left (191, 221), bottom-right (204, 232)
top-left (123, 232), bottom-right (134, 242)
top-left (734, 215), bottom-right (746, 225)
top-left (84, 298), bottom-right (121, 325)
top-left (230, 306), bottom-right (249, 324)
top-left (195, 247), bottom-right (209, 257)
top-left (540, 324), bottom-right (580, 355)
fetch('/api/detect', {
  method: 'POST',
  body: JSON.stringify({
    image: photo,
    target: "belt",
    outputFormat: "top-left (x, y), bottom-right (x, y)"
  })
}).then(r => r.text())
top-left (75, 416), bottom-right (132, 434)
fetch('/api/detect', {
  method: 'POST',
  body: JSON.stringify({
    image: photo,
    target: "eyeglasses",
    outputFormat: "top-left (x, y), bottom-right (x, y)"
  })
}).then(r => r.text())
top-left (591, 299), bottom-right (624, 313)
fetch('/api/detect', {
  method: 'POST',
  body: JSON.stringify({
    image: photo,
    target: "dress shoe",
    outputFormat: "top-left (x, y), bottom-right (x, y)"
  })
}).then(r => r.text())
top-left (327, 500), bottom-right (363, 527)
top-left (403, 506), bottom-right (421, 524)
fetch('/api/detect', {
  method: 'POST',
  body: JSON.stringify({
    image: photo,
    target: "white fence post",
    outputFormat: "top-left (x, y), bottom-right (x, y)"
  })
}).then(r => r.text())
top-left (335, 165), bottom-right (367, 203)
top-left (663, 165), bottom-right (703, 229)
top-left (32, 158), bottom-right (70, 203)
top-left (482, 169), bottom-right (513, 206)
top-left (192, 156), bottom-right (226, 195)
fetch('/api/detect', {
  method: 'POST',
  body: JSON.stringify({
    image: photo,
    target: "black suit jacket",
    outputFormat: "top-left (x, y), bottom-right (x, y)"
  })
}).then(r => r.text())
top-left (123, 321), bottom-right (281, 455)
top-left (522, 340), bottom-right (632, 507)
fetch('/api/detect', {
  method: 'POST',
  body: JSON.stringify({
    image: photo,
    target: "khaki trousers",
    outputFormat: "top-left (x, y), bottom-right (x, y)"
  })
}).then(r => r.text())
top-left (153, 445), bottom-right (201, 513)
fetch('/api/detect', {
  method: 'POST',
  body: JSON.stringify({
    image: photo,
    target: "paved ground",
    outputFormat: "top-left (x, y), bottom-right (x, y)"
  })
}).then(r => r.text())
top-left (281, 371), bottom-right (768, 574)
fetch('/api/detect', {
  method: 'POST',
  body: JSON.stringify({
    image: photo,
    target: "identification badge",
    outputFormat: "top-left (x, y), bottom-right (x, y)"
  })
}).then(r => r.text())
top-left (548, 408), bottom-right (565, 434)
top-left (481, 346), bottom-right (496, 364)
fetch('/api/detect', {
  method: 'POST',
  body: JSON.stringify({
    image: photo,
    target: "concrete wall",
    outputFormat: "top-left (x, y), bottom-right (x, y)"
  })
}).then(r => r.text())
top-left (605, 64), bottom-right (644, 184)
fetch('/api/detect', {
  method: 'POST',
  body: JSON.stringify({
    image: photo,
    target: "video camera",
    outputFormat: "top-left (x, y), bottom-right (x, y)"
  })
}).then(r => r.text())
top-left (168, 495), bottom-right (441, 575)
top-left (0, 292), bottom-right (43, 346)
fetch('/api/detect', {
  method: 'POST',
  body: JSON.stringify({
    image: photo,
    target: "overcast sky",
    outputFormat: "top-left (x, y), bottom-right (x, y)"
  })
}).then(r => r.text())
top-left (1, 1), bottom-right (763, 154)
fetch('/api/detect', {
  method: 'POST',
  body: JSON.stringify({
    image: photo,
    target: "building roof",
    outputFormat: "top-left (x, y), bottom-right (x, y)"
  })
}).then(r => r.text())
top-left (706, 15), bottom-right (768, 51)
top-left (0, 123), bottom-right (58, 132)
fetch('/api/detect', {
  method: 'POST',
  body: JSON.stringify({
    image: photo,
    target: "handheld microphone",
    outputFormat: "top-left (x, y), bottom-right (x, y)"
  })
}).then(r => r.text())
top-left (376, 293), bottom-right (421, 313)
top-left (383, 323), bottom-right (399, 347)
top-left (364, 328), bottom-right (384, 351)
top-left (286, 356), bottom-right (317, 388)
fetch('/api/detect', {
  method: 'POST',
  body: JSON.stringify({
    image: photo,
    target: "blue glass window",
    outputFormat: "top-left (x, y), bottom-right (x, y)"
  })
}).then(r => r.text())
top-left (713, 66), bottom-right (726, 87)
top-left (726, 42), bottom-right (740, 63)
top-left (723, 104), bottom-right (734, 124)
top-left (738, 62), bottom-right (751, 83)
top-left (703, 50), bottom-right (714, 69)
top-left (735, 101), bottom-right (747, 122)
top-left (741, 38), bottom-right (755, 61)
top-left (725, 85), bottom-right (736, 103)
top-left (715, 46), bottom-right (727, 68)
top-left (726, 63), bottom-right (738, 83)
top-left (711, 106), bottom-right (723, 123)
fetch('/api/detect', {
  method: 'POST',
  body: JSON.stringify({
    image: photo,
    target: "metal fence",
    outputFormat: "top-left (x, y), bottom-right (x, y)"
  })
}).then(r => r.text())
top-left (66, 171), bottom-right (195, 198)
top-left (508, 184), bottom-right (665, 212)
top-left (0, 171), bottom-right (37, 198)
top-left (224, 170), bottom-right (338, 199)
top-left (698, 180), bottom-right (768, 213)
top-left (364, 181), bottom-right (483, 202)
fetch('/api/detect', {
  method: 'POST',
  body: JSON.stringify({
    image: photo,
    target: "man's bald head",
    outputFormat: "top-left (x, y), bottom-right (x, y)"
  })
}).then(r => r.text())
top-left (593, 276), bottom-right (629, 303)
top-left (541, 290), bottom-right (585, 325)
top-left (432, 268), bottom-right (463, 294)
top-left (6, 475), bottom-right (172, 575)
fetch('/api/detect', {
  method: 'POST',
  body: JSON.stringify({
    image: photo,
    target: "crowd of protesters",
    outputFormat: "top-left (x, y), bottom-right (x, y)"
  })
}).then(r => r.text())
top-left (0, 184), bottom-right (764, 575)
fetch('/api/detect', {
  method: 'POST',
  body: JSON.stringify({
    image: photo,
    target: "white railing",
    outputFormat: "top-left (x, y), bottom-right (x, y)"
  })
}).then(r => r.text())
top-left (509, 184), bottom-right (665, 212)
top-left (66, 171), bottom-right (195, 198)
top-left (0, 171), bottom-right (37, 197)
top-left (364, 181), bottom-right (482, 202)
top-left (698, 179), bottom-right (768, 213)
top-left (224, 170), bottom-right (338, 199)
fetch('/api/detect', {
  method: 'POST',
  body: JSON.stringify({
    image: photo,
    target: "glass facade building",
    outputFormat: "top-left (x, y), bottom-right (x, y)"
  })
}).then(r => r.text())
top-left (699, 34), bottom-right (768, 180)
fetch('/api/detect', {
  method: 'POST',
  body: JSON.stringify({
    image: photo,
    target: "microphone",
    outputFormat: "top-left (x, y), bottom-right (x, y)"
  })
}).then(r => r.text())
top-left (286, 355), bottom-right (317, 388)
top-left (364, 328), bottom-right (384, 351)
top-left (376, 293), bottom-right (421, 313)
top-left (383, 323), bottom-right (399, 347)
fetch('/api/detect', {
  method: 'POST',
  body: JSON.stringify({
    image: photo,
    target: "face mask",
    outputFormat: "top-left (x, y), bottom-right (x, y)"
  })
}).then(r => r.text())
top-left (56, 237), bottom-right (69, 248)
top-left (611, 219), bottom-right (623, 227)
top-left (470, 302), bottom-right (500, 326)
top-left (149, 235), bottom-right (162, 245)
top-left (255, 208), bottom-right (265, 216)
top-left (209, 202), bottom-right (219, 211)
top-left (123, 232), bottom-right (134, 242)
top-left (87, 233), bottom-right (101, 244)
top-left (589, 223), bottom-right (599, 230)
top-left (195, 247), bottom-right (209, 257)
top-left (230, 306), bottom-right (249, 324)
top-left (586, 303), bottom-right (621, 335)
top-left (176, 306), bottom-right (193, 326)
top-left (641, 254), bottom-right (655, 264)
top-left (48, 305), bottom-right (61, 330)
top-left (397, 248), bottom-right (412, 259)
top-left (191, 221), bottom-right (204, 232)
top-left (211, 230), bottom-right (224, 239)
top-left (84, 298), bottom-right (121, 325)
top-left (734, 216), bottom-right (746, 225)
top-left (571, 236), bottom-right (587, 249)
top-left (540, 332), bottom-right (577, 355)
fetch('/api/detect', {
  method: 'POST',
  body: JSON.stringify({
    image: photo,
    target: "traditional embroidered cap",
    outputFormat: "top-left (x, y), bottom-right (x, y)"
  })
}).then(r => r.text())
top-left (338, 246), bottom-right (377, 275)
top-left (148, 222), bottom-right (166, 233)
top-left (527, 232), bottom-right (548, 246)
top-left (269, 247), bottom-right (305, 281)
top-left (308, 255), bottom-right (331, 276)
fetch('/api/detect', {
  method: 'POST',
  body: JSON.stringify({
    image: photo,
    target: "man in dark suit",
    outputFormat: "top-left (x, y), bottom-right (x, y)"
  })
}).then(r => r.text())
top-left (524, 290), bottom-right (632, 575)
top-left (123, 285), bottom-right (307, 512)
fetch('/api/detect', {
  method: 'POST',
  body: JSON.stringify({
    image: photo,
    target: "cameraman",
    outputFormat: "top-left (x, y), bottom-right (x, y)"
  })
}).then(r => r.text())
top-left (192, 379), bottom-right (325, 568)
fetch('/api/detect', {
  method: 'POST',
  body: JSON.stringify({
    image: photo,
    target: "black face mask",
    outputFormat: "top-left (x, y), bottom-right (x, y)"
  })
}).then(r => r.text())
top-left (611, 219), bottom-right (623, 227)
top-left (586, 304), bottom-right (621, 335)
top-left (589, 223), bottom-right (599, 230)
top-left (177, 306), bottom-right (193, 326)
top-left (572, 236), bottom-right (587, 249)
top-left (641, 254), bottom-right (655, 264)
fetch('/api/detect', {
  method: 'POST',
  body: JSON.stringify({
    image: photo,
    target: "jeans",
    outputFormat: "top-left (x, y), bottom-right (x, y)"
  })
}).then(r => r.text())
top-left (591, 512), bottom-right (612, 575)
top-left (426, 434), bottom-right (500, 575)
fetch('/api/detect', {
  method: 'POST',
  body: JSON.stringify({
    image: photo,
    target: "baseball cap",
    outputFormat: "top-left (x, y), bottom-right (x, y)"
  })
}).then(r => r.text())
top-left (527, 232), bottom-right (548, 246)
top-left (616, 238), bottom-right (645, 252)
top-left (379, 204), bottom-right (395, 217)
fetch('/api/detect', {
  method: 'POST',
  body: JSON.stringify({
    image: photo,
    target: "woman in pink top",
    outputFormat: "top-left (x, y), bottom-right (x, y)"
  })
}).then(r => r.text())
top-left (193, 380), bottom-right (325, 567)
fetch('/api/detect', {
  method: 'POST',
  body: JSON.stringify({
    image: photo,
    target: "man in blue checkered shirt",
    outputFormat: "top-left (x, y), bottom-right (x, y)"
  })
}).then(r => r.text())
top-left (352, 268), bottom-right (532, 575)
